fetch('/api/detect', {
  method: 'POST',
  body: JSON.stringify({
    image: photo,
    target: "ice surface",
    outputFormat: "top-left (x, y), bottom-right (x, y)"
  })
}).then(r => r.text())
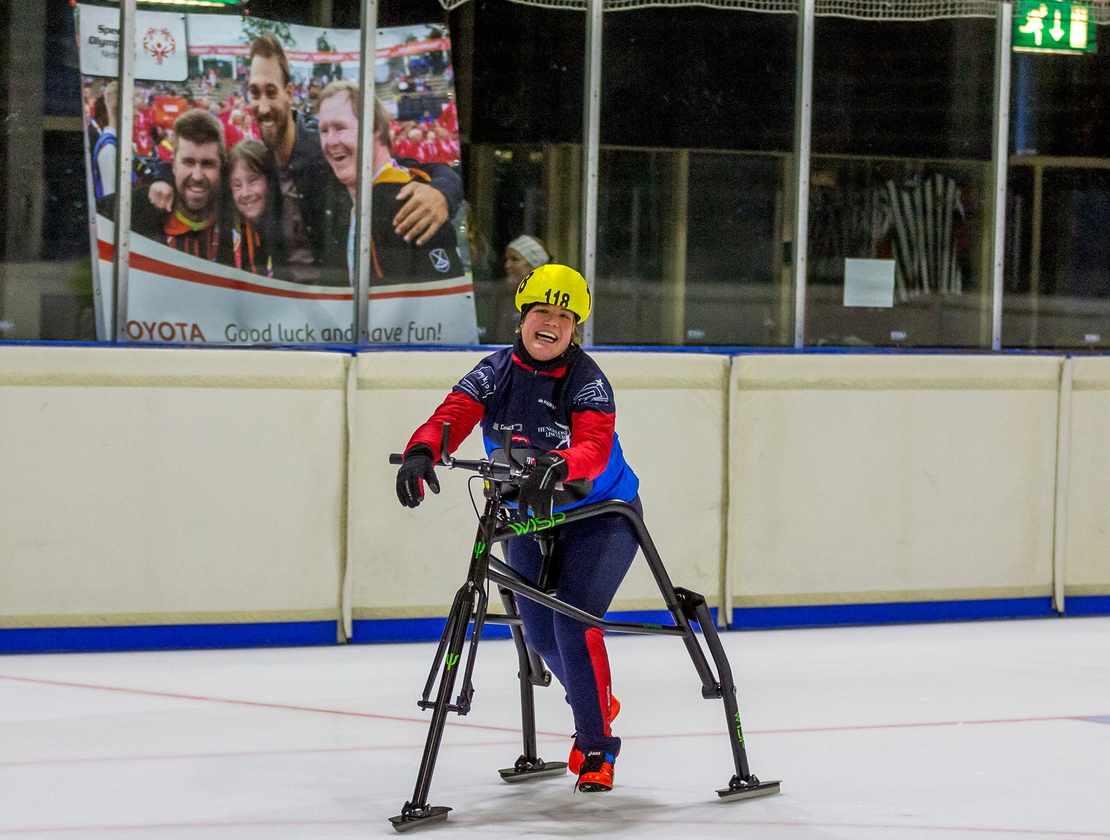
top-left (1, 616), bottom-right (1108, 838)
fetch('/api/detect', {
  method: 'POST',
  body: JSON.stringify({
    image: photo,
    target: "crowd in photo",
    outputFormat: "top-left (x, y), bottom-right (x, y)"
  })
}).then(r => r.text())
top-left (89, 33), bottom-right (465, 288)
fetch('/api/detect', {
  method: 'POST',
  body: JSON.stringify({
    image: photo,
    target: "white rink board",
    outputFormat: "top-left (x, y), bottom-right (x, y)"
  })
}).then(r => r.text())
top-left (3, 345), bottom-right (1110, 639)
top-left (349, 351), bottom-right (490, 620)
top-left (728, 353), bottom-right (1062, 608)
top-left (0, 346), bottom-right (347, 627)
top-left (349, 350), bottom-right (729, 618)
top-left (1063, 357), bottom-right (1110, 597)
top-left (591, 351), bottom-right (729, 611)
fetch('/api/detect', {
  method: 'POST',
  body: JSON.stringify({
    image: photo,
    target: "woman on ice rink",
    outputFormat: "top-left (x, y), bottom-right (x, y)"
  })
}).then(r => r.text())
top-left (395, 263), bottom-right (641, 793)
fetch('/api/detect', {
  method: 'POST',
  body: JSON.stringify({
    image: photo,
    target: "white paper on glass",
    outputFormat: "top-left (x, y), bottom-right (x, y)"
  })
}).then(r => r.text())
top-left (843, 258), bottom-right (895, 308)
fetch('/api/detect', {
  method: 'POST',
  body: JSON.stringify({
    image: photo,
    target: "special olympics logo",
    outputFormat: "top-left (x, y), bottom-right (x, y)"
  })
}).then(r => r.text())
top-left (142, 28), bottom-right (176, 66)
top-left (429, 248), bottom-right (451, 273)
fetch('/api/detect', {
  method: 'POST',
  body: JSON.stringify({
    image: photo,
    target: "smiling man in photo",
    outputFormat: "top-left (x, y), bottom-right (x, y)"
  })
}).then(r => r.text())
top-left (317, 81), bottom-right (464, 286)
top-left (104, 108), bottom-right (234, 264)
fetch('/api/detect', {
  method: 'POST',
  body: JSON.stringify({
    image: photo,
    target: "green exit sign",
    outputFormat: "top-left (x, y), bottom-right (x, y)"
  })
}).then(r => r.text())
top-left (1014, 1), bottom-right (1096, 54)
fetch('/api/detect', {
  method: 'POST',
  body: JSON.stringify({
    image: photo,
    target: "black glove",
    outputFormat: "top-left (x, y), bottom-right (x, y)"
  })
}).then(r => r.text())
top-left (396, 444), bottom-right (440, 508)
top-left (516, 454), bottom-right (568, 519)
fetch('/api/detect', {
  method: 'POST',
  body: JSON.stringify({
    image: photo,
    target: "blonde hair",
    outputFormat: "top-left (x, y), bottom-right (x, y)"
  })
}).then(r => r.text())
top-left (316, 80), bottom-right (394, 154)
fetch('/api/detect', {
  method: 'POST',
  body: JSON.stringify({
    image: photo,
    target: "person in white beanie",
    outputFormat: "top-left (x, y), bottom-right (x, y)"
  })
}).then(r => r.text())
top-left (505, 234), bottom-right (550, 285)
top-left (494, 235), bottom-right (550, 342)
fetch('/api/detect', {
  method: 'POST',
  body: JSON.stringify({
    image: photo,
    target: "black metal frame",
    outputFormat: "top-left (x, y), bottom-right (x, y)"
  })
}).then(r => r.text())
top-left (388, 429), bottom-right (779, 832)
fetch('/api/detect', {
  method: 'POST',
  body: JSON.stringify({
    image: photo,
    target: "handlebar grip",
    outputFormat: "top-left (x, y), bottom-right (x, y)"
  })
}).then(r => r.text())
top-left (389, 454), bottom-right (403, 465)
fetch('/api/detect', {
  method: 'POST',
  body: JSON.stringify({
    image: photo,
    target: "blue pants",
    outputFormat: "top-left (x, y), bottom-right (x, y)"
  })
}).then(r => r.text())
top-left (507, 497), bottom-right (642, 758)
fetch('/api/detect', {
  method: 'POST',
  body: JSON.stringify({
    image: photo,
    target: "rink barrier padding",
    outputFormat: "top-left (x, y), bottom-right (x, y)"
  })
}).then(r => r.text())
top-left (0, 621), bottom-right (339, 655)
top-left (348, 351), bottom-right (729, 627)
top-left (0, 345), bottom-right (347, 634)
top-left (1060, 357), bottom-right (1110, 609)
top-left (0, 608), bottom-right (341, 629)
top-left (728, 584), bottom-right (1051, 607)
top-left (349, 608), bottom-right (721, 644)
top-left (1, 345), bottom-right (1109, 654)
top-left (730, 597), bottom-right (1056, 630)
top-left (727, 354), bottom-right (1064, 621)
top-left (348, 350), bottom-right (493, 627)
top-left (1062, 595), bottom-right (1110, 616)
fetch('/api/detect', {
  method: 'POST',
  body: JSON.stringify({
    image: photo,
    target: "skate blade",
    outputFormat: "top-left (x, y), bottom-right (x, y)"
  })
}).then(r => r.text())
top-left (389, 806), bottom-right (451, 832)
top-left (498, 761), bottom-right (568, 783)
top-left (717, 780), bottom-right (781, 801)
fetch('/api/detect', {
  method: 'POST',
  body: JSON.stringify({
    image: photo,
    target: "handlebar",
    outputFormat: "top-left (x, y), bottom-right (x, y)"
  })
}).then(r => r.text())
top-left (389, 423), bottom-right (529, 483)
top-left (389, 422), bottom-right (591, 494)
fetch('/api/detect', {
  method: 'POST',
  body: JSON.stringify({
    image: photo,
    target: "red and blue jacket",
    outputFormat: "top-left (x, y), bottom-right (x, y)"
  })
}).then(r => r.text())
top-left (406, 341), bottom-right (639, 509)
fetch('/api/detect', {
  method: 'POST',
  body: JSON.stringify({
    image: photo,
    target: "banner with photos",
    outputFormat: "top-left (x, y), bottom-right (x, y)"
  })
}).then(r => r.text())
top-left (77, 5), bottom-right (477, 345)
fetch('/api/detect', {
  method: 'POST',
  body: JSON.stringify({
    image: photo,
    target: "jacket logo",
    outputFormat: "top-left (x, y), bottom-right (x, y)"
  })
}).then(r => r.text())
top-left (575, 378), bottom-right (609, 405)
top-left (429, 248), bottom-right (451, 273)
top-left (458, 365), bottom-right (495, 400)
top-left (539, 426), bottom-right (571, 447)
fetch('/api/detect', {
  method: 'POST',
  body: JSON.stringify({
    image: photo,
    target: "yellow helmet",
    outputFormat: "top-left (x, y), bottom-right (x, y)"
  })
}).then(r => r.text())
top-left (514, 264), bottom-right (592, 323)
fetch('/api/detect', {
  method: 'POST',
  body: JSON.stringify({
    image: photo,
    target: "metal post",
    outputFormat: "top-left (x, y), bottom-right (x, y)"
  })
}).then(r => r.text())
top-left (1052, 356), bottom-right (1073, 615)
top-left (667, 150), bottom-right (689, 345)
top-left (354, 0), bottom-right (379, 344)
top-left (80, 73), bottom-right (108, 341)
top-left (581, 0), bottom-right (603, 347)
top-left (112, 0), bottom-right (137, 342)
top-left (990, 2), bottom-right (1013, 351)
top-left (791, 0), bottom-right (815, 348)
top-left (1030, 160), bottom-right (1043, 345)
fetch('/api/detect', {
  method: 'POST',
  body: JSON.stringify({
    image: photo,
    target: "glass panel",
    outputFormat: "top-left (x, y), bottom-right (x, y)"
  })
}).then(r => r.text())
top-left (451, 0), bottom-right (585, 345)
top-left (594, 7), bottom-right (797, 346)
top-left (1, 0), bottom-right (95, 342)
top-left (595, 148), bottom-right (792, 346)
top-left (805, 17), bottom-right (997, 348)
top-left (1003, 46), bottom-right (1110, 349)
top-left (465, 144), bottom-right (583, 345)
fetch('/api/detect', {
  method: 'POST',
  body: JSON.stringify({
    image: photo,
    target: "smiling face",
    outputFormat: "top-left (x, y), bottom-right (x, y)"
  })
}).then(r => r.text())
top-left (247, 55), bottom-right (294, 150)
top-left (318, 92), bottom-right (359, 188)
top-left (230, 158), bottom-right (267, 223)
top-left (520, 303), bottom-right (575, 361)
top-left (172, 137), bottom-right (222, 220)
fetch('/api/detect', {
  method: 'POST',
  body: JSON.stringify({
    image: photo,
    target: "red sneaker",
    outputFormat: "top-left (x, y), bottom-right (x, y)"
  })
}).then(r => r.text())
top-left (575, 749), bottom-right (616, 793)
top-left (568, 695), bottom-right (620, 775)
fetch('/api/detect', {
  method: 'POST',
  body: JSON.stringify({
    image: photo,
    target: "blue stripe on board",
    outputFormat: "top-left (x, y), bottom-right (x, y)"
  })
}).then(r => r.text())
top-left (350, 608), bottom-right (719, 645)
top-left (1083, 716), bottom-right (1110, 724)
top-left (1064, 595), bottom-right (1110, 616)
top-left (730, 597), bottom-right (1056, 630)
top-left (2, 599), bottom-right (1096, 653)
top-left (0, 622), bottom-right (337, 655)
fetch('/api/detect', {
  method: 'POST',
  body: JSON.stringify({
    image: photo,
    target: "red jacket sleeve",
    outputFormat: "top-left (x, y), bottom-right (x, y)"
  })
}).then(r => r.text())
top-left (406, 391), bottom-right (485, 462)
top-left (556, 409), bottom-right (614, 481)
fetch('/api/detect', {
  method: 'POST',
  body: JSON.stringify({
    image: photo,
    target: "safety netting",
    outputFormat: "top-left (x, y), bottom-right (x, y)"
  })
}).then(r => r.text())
top-left (438, 0), bottom-right (1110, 25)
